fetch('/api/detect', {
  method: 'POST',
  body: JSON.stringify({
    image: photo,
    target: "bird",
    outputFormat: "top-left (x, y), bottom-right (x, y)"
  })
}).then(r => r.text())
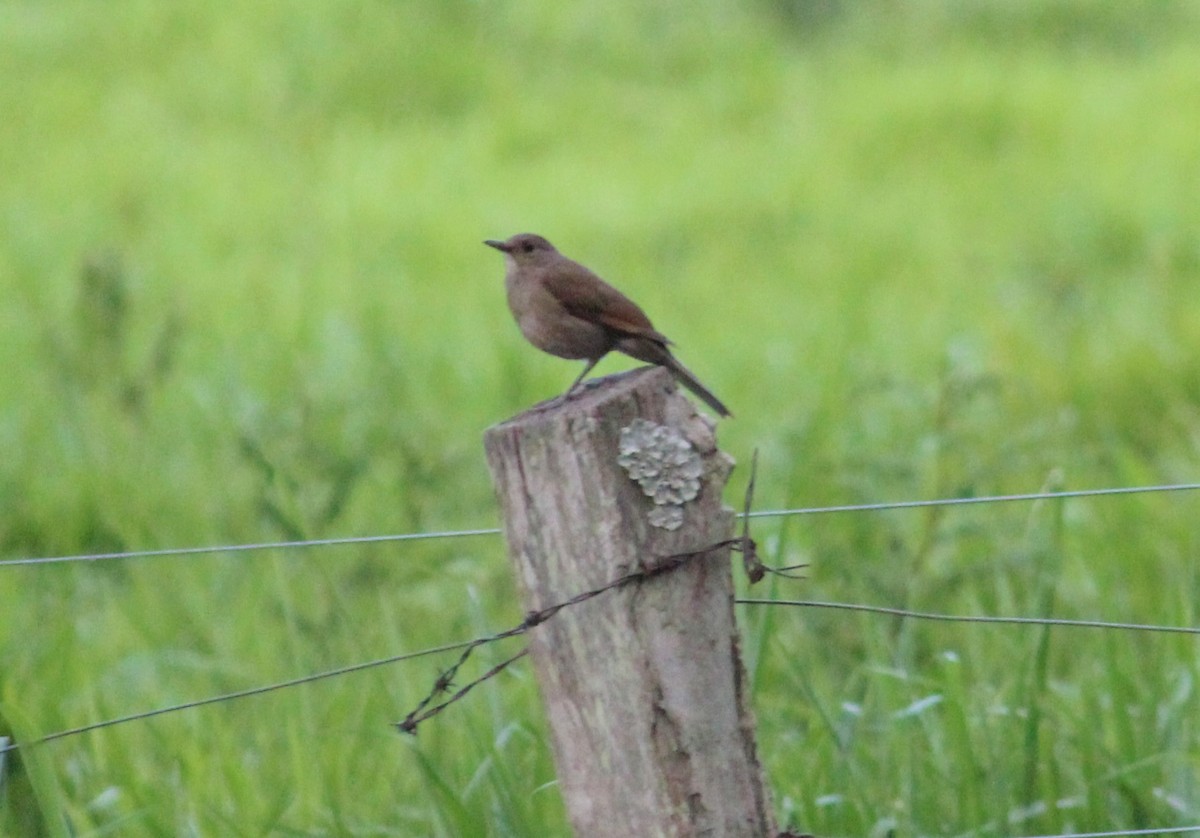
top-left (484, 233), bottom-right (731, 417)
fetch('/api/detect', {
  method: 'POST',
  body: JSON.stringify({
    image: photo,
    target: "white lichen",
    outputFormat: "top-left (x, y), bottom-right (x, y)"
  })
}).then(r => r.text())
top-left (617, 418), bottom-right (703, 530)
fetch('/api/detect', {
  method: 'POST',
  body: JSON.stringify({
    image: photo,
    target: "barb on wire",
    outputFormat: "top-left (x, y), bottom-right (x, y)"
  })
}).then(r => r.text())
top-left (395, 551), bottom-right (689, 733)
top-left (397, 451), bottom-right (818, 732)
top-left (737, 599), bottom-right (1200, 635)
top-left (395, 508), bottom-right (786, 733)
top-left (734, 449), bottom-right (806, 583)
top-left (5, 503), bottom-right (786, 750)
top-left (396, 650), bottom-right (529, 734)
top-left (738, 449), bottom-right (766, 584)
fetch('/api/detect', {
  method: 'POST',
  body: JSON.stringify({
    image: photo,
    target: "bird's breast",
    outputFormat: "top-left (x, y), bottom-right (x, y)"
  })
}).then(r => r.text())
top-left (506, 273), bottom-right (612, 360)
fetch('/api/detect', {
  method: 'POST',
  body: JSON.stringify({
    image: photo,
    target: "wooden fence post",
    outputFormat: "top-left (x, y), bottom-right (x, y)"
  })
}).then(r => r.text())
top-left (484, 367), bottom-right (776, 837)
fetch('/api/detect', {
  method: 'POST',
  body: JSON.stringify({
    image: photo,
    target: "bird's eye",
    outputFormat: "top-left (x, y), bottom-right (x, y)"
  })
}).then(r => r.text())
top-left (522, 242), bottom-right (534, 253)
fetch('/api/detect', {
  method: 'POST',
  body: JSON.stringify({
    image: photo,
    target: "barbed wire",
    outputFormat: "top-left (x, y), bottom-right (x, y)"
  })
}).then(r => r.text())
top-left (3, 481), bottom-right (1197, 569)
top-left (7, 596), bottom-right (1196, 755)
top-left (5, 473), bottom-right (1199, 837)
top-left (7, 521), bottom-right (1200, 836)
top-left (397, 534), bottom-right (750, 733)
top-left (5, 453), bottom-right (1199, 750)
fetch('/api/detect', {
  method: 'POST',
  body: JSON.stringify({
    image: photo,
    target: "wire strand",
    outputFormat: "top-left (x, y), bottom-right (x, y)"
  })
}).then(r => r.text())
top-left (745, 481), bottom-right (1200, 519)
top-left (738, 599), bottom-right (1200, 635)
top-left (7, 596), bottom-right (1196, 755)
top-left (0, 528), bottom-right (501, 567)
top-left (3, 482), bottom-right (1197, 568)
top-left (1015, 828), bottom-right (1200, 838)
top-left (0, 635), bottom-right (508, 755)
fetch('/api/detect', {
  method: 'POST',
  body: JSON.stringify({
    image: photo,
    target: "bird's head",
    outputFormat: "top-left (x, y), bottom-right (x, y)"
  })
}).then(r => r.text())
top-left (484, 233), bottom-right (558, 267)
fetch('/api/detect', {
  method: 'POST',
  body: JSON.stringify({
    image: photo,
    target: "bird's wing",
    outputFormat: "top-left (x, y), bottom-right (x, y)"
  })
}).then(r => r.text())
top-left (541, 261), bottom-right (673, 346)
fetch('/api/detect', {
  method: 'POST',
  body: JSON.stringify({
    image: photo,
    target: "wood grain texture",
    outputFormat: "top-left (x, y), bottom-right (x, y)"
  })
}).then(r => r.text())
top-left (484, 366), bottom-right (775, 837)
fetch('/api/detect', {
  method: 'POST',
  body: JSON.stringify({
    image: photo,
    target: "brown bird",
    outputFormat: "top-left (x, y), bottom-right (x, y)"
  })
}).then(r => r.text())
top-left (484, 233), bottom-right (731, 417)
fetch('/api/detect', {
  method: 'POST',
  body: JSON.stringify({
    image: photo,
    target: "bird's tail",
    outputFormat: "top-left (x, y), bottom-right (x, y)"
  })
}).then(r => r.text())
top-left (664, 354), bottom-right (732, 418)
top-left (616, 336), bottom-right (732, 418)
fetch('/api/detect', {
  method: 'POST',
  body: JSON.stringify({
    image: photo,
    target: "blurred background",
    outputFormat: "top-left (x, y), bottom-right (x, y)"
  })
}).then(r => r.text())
top-left (3, 1), bottom-right (1200, 834)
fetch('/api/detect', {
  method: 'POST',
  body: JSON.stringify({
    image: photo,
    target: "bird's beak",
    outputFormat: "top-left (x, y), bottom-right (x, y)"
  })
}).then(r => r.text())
top-left (483, 239), bottom-right (509, 252)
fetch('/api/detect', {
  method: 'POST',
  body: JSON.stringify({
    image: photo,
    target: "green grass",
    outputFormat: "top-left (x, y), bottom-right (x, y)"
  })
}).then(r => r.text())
top-left (3, 1), bottom-right (1200, 834)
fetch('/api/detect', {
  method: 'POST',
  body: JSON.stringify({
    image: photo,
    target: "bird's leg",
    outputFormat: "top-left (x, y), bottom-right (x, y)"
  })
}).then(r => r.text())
top-left (557, 357), bottom-right (600, 404)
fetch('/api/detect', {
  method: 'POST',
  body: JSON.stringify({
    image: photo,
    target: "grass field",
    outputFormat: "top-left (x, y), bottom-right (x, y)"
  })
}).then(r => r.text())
top-left (3, 2), bottom-right (1200, 835)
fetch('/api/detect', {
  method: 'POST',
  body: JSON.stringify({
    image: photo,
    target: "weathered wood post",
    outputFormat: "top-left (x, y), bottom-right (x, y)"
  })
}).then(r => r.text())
top-left (484, 366), bottom-right (776, 837)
